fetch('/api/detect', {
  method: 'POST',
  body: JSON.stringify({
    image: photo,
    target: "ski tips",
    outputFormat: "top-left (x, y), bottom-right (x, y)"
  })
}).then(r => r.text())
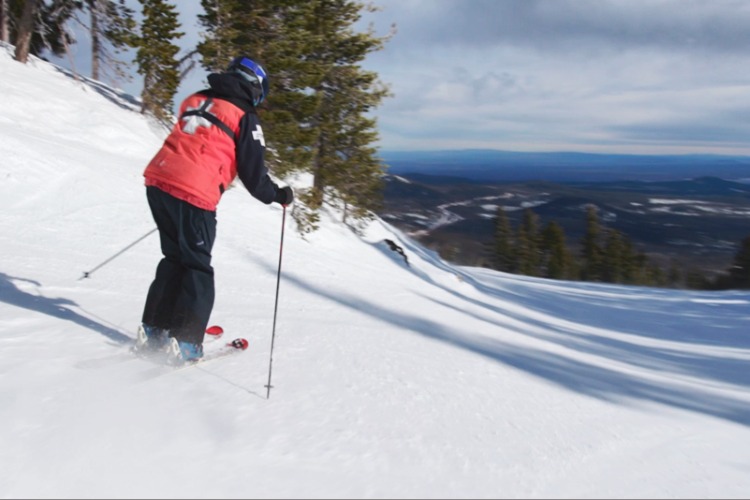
top-left (205, 326), bottom-right (247, 350)
top-left (206, 325), bottom-right (224, 337)
top-left (229, 338), bottom-right (249, 350)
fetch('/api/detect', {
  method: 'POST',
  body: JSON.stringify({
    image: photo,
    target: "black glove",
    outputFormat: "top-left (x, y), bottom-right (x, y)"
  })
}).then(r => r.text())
top-left (274, 186), bottom-right (294, 205)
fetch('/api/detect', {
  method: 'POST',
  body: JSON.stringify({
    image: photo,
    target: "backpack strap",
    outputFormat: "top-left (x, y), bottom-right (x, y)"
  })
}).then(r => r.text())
top-left (180, 97), bottom-right (236, 142)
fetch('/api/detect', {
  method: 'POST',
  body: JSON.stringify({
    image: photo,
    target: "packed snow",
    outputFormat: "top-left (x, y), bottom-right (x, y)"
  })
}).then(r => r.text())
top-left (1, 46), bottom-right (749, 499)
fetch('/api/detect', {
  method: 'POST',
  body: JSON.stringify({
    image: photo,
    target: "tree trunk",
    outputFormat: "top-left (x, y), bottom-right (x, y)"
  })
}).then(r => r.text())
top-left (90, 0), bottom-right (100, 81)
top-left (62, 22), bottom-right (80, 82)
top-left (14, 0), bottom-right (41, 63)
top-left (1, 0), bottom-right (9, 43)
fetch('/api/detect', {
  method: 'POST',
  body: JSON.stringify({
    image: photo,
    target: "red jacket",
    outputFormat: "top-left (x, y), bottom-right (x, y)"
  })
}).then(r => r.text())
top-left (144, 73), bottom-right (278, 211)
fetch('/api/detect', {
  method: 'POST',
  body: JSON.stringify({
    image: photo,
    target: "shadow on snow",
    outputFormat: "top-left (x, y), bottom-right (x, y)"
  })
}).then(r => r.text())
top-left (256, 239), bottom-right (750, 428)
top-left (0, 271), bottom-right (132, 345)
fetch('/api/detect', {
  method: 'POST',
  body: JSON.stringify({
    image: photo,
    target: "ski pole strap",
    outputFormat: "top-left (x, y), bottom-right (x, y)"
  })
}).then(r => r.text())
top-left (180, 98), bottom-right (236, 142)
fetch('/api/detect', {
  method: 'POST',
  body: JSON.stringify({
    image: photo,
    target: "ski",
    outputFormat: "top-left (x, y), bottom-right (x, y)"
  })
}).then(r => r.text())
top-left (174, 337), bottom-right (249, 368)
top-left (129, 332), bottom-right (249, 381)
top-left (77, 325), bottom-right (230, 370)
top-left (137, 337), bottom-right (249, 379)
top-left (138, 324), bottom-right (248, 369)
top-left (205, 324), bottom-right (224, 338)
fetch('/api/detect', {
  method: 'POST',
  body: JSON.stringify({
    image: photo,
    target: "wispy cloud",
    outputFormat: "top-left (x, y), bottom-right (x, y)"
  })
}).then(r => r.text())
top-left (55, 0), bottom-right (750, 156)
top-left (362, 0), bottom-right (750, 154)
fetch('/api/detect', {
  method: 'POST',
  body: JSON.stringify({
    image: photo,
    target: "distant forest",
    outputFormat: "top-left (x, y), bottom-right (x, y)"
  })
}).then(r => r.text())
top-left (485, 205), bottom-right (750, 290)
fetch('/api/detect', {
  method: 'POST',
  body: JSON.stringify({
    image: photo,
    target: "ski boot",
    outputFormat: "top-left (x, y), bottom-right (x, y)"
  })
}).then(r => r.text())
top-left (132, 324), bottom-right (170, 355)
top-left (166, 337), bottom-right (204, 365)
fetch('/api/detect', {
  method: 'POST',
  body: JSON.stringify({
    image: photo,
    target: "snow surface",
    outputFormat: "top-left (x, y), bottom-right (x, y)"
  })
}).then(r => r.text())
top-left (1, 45), bottom-right (750, 499)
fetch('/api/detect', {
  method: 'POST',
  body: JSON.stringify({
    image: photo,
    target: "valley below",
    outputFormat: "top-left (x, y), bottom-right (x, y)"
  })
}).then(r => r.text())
top-left (379, 173), bottom-right (750, 281)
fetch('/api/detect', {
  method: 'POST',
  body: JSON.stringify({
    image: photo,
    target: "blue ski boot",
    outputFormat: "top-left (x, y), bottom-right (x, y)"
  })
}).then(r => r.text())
top-left (166, 337), bottom-right (204, 365)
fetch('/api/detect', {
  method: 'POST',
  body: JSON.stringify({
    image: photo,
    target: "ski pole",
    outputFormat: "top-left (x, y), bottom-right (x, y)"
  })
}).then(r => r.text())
top-left (79, 227), bottom-right (158, 280)
top-left (265, 205), bottom-right (287, 399)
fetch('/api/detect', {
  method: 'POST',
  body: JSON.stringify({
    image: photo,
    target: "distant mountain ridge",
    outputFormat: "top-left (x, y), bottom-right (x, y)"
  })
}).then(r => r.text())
top-left (380, 149), bottom-right (750, 183)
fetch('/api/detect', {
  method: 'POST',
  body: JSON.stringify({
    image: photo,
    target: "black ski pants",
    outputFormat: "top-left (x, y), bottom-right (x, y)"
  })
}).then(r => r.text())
top-left (142, 186), bottom-right (217, 345)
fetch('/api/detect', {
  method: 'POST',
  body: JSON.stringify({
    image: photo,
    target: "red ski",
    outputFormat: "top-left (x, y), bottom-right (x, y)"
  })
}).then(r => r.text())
top-left (169, 325), bottom-right (249, 369)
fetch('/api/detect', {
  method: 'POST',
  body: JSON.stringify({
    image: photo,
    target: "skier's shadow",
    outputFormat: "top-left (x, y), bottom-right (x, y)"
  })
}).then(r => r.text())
top-left (0, 271), bottom-right (131, 344)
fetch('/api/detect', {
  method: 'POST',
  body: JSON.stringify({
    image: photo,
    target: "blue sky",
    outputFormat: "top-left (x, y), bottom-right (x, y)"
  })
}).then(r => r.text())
top-left (54, 0), bottom-right (750, 155)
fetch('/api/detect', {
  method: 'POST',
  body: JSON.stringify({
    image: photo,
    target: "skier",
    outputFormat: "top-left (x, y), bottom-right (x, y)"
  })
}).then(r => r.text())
top-left (134, 56), bottom-right (293, 363)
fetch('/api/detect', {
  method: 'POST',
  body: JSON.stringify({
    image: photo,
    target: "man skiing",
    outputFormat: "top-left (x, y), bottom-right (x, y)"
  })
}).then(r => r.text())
top-left (135, 56), bottom-right (293, 364)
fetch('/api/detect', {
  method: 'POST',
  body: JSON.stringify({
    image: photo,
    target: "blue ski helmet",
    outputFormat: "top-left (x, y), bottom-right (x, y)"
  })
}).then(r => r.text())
top-left (227, 56), bottom-right (270, 106)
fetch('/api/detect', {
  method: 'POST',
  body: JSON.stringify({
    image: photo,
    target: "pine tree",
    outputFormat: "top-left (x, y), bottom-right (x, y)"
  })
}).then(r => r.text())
top-left (686, 269), bottom-right (713, 290)
top-left (325, 104), bottom-right (386, 231)
top-left (38, 1), bottom-right (81, 60)
top-left (1, 0), bottom-right (8, 42)
top-left (197, 0), bottom-right (322, 234)
top-left (11, 0), bottom-right (136, 80)
top-left (647, 265), bottom-right (666, 287)
top-left (580, 205), bottom-right (603, 281)
top-left (197, 0), bottom-right (271, 72)
top-left (12, 0), bottom-right (41, 63)
top-left (602, 229), bottom-right (626, 283)
top-left (307, 59), bottom-right (389, 232)
top-left (624, 238), bottom-right (647, 284)
top-left (729, 235), bottom-right (750, 289)
top-left (601, 227), bottom-right (657, 285)
top-left (197, 0), bottom-right (321, 174)
top-left (298, 0), bottom-right (391, 231)
top-left (491, 206), bottom-right (515, 272)
top-left (9, 0), bottom-right (75, 61)
top-left (541, 221), bottom-right (574, 280)
top-left (517, 209), bottom-right (541, 276)
top-left (667, 260), bottom-right (682, 288)
top-left (197, 0), bottom-right (391, 234)
top-left (85, 0), bottom-right (137, 82)
top-left (135, 0), bottom-right (183, 122)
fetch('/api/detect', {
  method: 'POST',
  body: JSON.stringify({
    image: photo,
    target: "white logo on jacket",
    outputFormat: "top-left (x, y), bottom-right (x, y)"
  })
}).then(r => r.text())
top-left (252, 125), bottom-right (265, 147)
top-left (181, 101), bottom-right (213, 134)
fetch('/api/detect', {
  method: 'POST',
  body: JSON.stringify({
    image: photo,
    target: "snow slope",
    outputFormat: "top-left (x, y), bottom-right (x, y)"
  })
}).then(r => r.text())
top-left (1, 45), bottom-right (750, 499)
